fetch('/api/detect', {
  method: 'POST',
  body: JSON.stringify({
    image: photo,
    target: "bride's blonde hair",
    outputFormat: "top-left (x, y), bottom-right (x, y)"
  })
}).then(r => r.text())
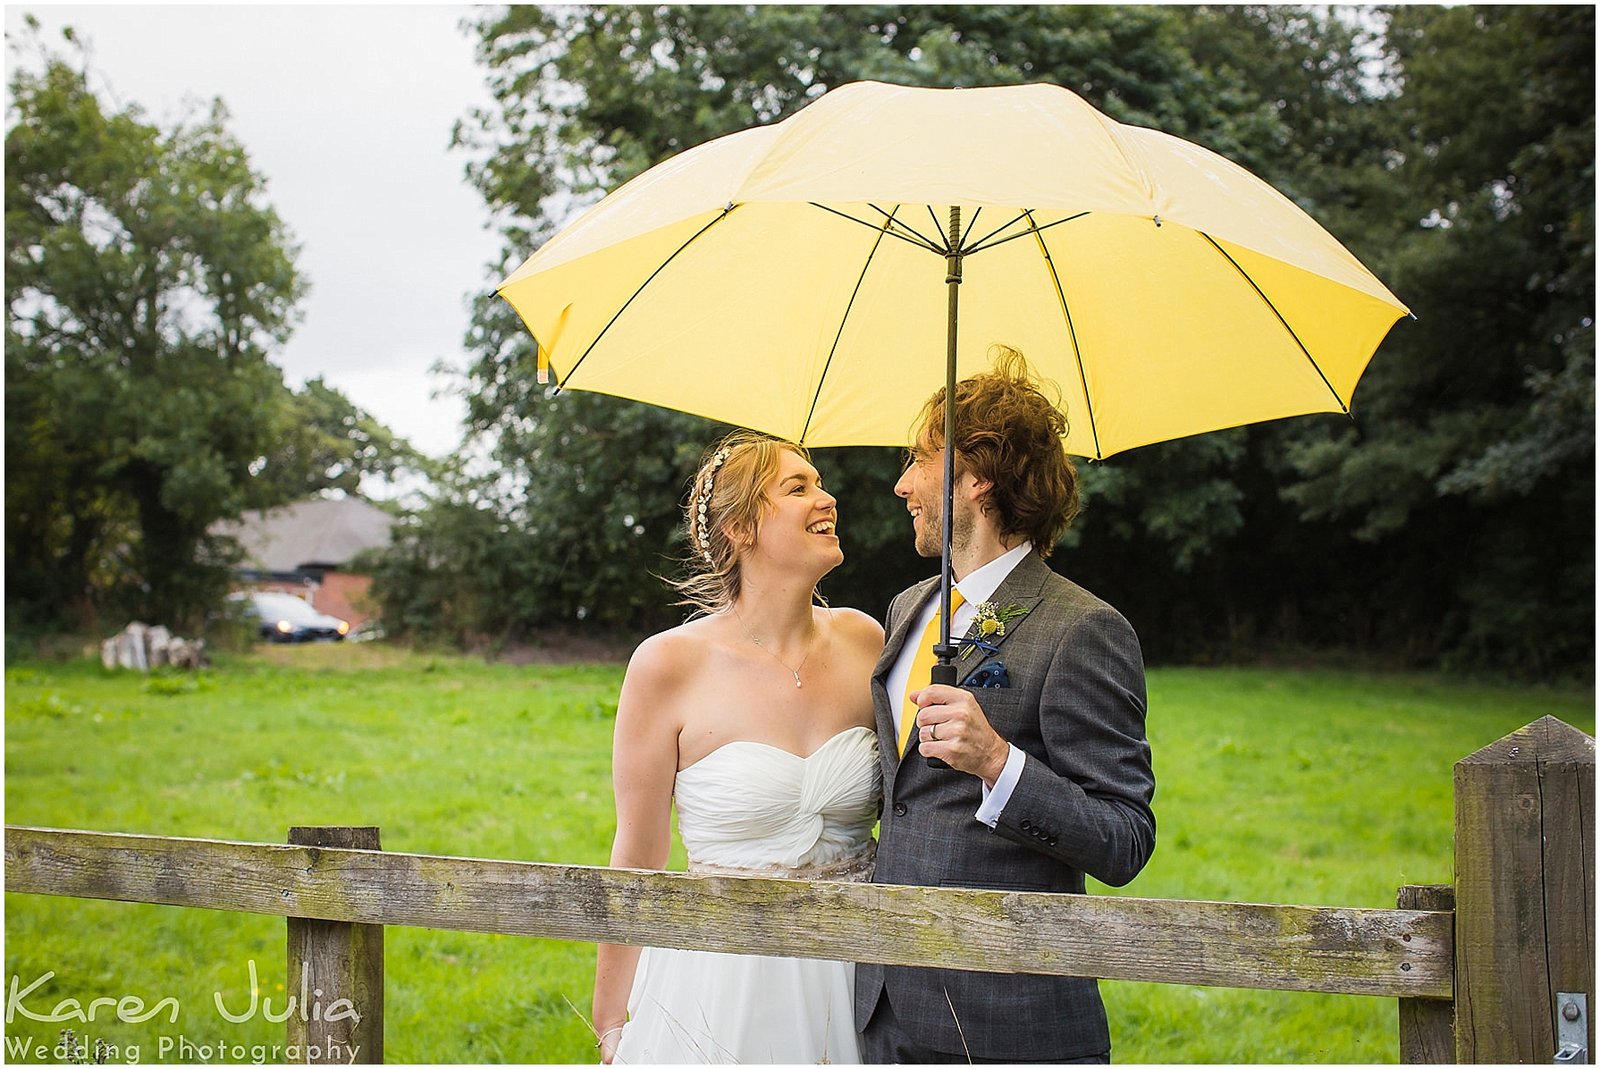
top-left (671, 430), bottom-right (818, 615)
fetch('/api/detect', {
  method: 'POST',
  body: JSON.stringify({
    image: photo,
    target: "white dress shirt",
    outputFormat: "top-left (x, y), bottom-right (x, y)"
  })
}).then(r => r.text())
top-left (887, 542), bottom-right (1031, 827)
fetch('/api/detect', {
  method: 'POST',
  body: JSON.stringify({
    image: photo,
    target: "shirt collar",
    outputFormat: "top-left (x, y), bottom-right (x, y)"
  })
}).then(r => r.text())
top-left (955, 542), bottom-right (1033, 608)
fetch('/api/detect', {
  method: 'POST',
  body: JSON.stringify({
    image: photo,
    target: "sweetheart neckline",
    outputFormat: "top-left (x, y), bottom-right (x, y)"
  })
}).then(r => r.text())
top-left (678, 724), bottom-right (875, 774)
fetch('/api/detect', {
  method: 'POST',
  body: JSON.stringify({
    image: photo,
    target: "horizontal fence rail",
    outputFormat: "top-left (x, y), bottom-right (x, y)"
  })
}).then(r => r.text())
top-left (4, 824), bottom-right (1452, 999)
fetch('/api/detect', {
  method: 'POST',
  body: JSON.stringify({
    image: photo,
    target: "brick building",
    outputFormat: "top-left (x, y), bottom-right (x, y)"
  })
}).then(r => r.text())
top-left (215, 497), bottom-right (395, 629)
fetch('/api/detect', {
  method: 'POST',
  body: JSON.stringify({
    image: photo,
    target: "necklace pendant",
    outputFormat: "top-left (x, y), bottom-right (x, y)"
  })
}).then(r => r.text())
top-left (793, 674), bottom-right (803, 688)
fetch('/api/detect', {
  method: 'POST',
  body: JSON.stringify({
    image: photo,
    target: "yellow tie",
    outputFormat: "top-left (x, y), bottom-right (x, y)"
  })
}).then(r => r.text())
top-left (899, 589), bottom-right (965, 756)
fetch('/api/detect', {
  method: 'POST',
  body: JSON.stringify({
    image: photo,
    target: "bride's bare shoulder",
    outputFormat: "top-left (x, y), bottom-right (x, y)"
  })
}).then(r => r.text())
top-left (827, 607), bottom-right (886, 653)
top-left (625, 617), bottom-right (725, 688)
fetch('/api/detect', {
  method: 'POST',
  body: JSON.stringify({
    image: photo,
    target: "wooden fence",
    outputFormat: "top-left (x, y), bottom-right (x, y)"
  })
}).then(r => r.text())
top-left (5, 715), bottom-right (1592, 1063)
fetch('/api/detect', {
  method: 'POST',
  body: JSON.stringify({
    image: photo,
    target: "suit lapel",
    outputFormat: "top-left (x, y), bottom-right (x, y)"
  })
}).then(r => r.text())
top-left (956, 551), bottom-right (1050, 686)
top-left (875, 577), bottom-right (937, 680)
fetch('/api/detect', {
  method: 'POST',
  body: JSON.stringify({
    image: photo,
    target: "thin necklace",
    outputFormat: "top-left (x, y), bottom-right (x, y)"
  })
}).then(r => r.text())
top-left (731, 605), bottom-right (816, 689)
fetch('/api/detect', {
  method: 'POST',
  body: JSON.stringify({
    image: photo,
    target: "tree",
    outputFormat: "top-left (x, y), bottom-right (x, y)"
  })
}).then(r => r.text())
top-left (256, 376), bottom-right (422, 502)
top-left (1276, 6), bottom-right (1595, 673)
top-left (6, 26), bottom-right (411, 631)
top-left (440, 5), bottom-right (1591, 675)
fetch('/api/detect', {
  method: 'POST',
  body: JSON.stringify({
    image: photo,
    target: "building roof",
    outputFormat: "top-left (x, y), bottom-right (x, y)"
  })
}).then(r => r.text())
top-left (217, 497), bottom-right (395, 572)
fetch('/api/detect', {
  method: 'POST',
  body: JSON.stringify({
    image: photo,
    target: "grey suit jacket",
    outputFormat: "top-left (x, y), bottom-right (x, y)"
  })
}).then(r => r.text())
top-left (854, 550), bottom-right (1155, 1061)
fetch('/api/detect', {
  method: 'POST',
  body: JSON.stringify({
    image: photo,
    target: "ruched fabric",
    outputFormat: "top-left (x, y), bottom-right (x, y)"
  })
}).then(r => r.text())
top-left (613, 726), bottom-right (880, 1064)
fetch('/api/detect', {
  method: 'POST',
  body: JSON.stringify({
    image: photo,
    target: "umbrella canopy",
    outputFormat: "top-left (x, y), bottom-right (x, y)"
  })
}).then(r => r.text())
top-left (498, 79), bottom-right (1409, 459)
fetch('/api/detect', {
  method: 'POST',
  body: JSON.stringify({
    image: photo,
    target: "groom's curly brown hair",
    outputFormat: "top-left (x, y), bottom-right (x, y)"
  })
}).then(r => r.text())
top-left (911, 345), bottom-right (1080, 556)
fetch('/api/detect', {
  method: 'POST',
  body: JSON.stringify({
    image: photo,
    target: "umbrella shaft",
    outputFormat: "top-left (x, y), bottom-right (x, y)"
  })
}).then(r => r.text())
top-left (937, 205), bottom-right (963, 662)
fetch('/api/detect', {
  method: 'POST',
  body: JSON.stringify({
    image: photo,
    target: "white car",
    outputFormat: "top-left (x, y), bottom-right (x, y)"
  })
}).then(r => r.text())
top-left (233, 591), bottom-right (350, 643)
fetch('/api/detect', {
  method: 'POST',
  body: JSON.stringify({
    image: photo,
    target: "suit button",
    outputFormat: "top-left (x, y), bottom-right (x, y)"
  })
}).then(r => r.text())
top-left (1048, 836), bottom-right (1059, 846)
top-left (1019, 819), bottom-right (1032, 830)
top-left (893, 803), bottom-right (907, 816)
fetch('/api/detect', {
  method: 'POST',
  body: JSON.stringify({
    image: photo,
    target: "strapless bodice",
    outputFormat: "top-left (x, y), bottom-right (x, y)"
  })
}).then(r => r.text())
top-left (674, 725), bottom-right (880, 875)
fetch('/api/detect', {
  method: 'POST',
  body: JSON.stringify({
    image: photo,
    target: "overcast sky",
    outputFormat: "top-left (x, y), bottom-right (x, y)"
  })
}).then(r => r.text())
top-left (5, 4), bottom-right (507, 463)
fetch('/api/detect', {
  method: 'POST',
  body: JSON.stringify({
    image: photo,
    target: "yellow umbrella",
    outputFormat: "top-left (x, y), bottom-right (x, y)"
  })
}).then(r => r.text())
top-left (496, 79), bottom-right (1409, 702)
top-left (497, 79), bottom-right (1409, 460)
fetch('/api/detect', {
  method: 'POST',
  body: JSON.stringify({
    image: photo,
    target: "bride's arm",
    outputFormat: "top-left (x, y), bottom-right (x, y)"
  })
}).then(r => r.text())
top-left (594, 635), bottom-right (683, 1062)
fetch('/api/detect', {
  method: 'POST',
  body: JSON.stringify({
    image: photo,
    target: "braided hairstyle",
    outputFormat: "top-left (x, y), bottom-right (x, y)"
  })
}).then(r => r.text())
top-left (670, 430), bottom-right (814, 615)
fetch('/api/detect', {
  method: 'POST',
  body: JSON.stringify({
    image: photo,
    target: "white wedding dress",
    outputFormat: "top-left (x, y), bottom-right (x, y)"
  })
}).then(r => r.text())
top-left (613, 725), bottom-right (880, 1065)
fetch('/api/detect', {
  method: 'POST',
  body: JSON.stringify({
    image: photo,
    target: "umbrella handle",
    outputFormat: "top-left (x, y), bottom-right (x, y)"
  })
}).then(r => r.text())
top-left (923, 659), bottom-right (959, 770)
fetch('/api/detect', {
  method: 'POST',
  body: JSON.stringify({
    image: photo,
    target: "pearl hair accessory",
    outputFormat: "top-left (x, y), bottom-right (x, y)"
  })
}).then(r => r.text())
top-left (694, 446), bottom-right (732, 562)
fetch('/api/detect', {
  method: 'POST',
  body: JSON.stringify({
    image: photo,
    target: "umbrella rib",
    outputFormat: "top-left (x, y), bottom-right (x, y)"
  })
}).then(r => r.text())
top-left (1024, 209), bottom-right (1104, 460)
top-left (870, 203), bottom-right (945, 251)
top-left (967, 211), bottom-right (1092, 256)
top-left (811, 203), bottom-right (944, 254)
top-left (555, 204), bottom-right (741, 390)
top-left (1199, 232), bottom-right (1348, 413)
top-left (967, 210), bottom-right (1033, 253)
top-left (957, 206), bottom-right (982, 253)
top-left (799, 210), bottom-right (897, 444)
top-left (926, 205), bottom-right (953, 251)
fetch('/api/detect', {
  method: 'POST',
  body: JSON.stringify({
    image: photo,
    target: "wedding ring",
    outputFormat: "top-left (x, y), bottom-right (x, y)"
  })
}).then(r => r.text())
top-left (929, 724), bottom-right (938, 742)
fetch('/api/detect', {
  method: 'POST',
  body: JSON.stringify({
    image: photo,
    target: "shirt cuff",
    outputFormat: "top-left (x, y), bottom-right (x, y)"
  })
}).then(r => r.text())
top-left (975, 744), bottom-right (1027, 827)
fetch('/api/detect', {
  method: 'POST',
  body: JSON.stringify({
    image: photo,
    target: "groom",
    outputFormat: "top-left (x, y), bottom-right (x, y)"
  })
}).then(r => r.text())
top-left (855, 347), bottom-right (1156, 1063)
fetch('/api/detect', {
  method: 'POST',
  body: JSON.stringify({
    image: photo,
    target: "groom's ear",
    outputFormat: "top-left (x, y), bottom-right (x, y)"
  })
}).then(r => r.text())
top-left (964, 470), bottom-right (1001, 520)
top-left (959, 469), bottom-right (992, 501)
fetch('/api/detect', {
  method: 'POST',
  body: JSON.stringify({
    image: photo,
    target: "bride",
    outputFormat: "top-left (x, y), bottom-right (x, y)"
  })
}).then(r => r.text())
top-left (594, 431), bottom-right (885, 1065)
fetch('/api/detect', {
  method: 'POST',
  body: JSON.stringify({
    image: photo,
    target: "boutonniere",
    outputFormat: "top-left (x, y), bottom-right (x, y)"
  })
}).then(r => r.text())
top-left (959, 601), bottom-right (1030, 659)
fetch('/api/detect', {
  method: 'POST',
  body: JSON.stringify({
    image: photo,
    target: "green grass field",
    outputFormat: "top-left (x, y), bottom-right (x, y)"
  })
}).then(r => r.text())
top-left (4, 645), bottom-right (1592, 1063)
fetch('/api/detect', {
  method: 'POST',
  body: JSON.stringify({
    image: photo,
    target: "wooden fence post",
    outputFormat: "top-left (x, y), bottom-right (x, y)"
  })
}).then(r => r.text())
top-left (1398, 884), bottom-right (1455, 1063)
top-left (287, 826), bottom-right (384, 1064)
top-left (1454, 716), bottom-right (1594, 1063)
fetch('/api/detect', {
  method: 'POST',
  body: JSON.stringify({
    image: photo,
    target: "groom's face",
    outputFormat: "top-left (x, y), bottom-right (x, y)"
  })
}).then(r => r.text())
top-left (895, 443), bottom-right (943, 558)
top-left (895, 440), bottom-right (978, 559)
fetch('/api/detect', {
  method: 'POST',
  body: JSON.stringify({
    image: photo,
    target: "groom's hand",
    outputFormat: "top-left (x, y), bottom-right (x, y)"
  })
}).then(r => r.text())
top-left (911, 685), bottom-right (1010, 786)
